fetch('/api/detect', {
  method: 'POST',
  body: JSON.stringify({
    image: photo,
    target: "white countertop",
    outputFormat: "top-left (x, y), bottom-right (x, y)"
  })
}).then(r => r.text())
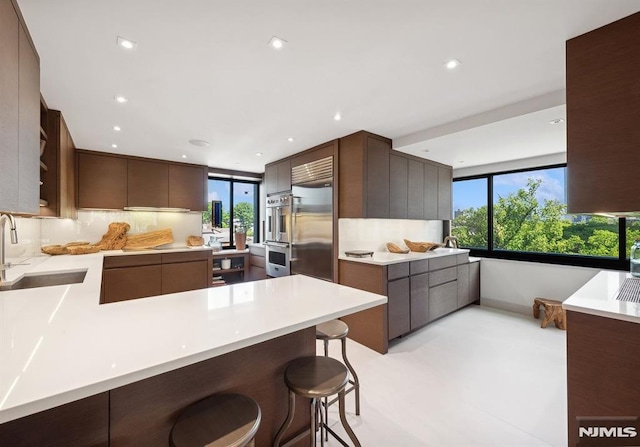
top-left (0, 253), bottom-right (386, 424)
top-left (563, 270), bottom-right (640, 323)
top-left (338, 248), bottom-right (471, 265)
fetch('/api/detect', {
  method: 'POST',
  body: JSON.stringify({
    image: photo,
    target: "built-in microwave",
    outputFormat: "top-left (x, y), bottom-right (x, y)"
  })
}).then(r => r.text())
top-left (265, 193), bottom-right (292, 244)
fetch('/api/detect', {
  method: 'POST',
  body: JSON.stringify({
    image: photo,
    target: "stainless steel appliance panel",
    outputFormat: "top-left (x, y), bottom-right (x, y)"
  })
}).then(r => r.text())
top-left (265, 194), bottom-right (292, 244)
top-left (291, 172), bottom-right (333, 281)
top-left (265, 242), bottom-right (290, 277)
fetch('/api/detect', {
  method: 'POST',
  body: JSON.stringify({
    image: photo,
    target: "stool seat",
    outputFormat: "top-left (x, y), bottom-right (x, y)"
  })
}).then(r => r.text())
top-left (284, 356), bottom-right (348, 399)
top-left (316, 320), bottom-right (349, 340)
top-left (170, 393), bottom-right (261, 447)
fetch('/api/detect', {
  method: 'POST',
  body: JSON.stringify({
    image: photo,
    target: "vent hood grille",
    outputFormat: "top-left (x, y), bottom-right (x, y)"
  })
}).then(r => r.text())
top-left (291, 156), bottom-right (333, 185)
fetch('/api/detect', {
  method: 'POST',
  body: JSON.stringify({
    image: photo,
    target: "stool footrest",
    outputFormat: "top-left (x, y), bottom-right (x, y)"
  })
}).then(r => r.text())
top-left (321, 423), bottom-right (351, 447)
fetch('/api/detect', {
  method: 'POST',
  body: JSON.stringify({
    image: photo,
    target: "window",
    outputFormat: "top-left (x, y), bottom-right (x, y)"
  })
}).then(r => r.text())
top-left (452, 178), bottom-right (488, 249)
top-left (202, 178), bottom-right (259, 248)
top-left (453, 165), bottom-right (629, 270)
top-left (627, 217), bottom-right (640, 258)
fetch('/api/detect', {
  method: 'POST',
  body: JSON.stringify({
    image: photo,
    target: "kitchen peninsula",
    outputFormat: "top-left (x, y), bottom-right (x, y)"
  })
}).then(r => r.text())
top-left (0, 251), bottom-right (386, 446)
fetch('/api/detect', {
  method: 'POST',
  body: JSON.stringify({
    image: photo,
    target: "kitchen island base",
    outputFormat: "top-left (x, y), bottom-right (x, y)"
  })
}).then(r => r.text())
top-left (0, 328), bottom-right (315, 447)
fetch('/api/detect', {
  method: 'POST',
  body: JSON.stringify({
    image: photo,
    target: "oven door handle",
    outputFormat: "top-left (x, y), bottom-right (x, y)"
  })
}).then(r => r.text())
top-left (264, 241), bottom-right (289, 248)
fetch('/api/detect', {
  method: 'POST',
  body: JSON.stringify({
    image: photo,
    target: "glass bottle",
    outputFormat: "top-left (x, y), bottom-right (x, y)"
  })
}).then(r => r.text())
top-left (631, 238), bottom-right (640, 278)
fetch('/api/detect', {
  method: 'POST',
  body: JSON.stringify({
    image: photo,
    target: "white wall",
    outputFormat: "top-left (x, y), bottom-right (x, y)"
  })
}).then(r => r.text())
top-left (339, 218), bottom-right (443, 253)
top-left (480, 258), bottom-right (599, 315)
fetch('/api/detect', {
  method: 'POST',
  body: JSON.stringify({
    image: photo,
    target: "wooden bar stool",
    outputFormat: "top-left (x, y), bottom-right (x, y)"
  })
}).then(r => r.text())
top-left (316, 319), bottom-right (360, 423)
top-left (170, 393), bottom-right (261, 447)
top-left (272, 356), bottom-right (361, 447)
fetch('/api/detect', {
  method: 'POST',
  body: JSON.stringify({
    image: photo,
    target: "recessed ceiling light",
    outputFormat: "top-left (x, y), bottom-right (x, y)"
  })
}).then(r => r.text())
top-left (256, 152), bottom-right (263, 156)
top-left (113, 125), bottom-right (121, 132)
top-left (422, 149), bottom-right (430, 153)
top-left (111, 144), bottom-right (118, 149)
top-left (334, 112), bottom-right (341, 121)
top-left (189, 139), bottom-right (210, 147)
top-left (268, 36), bottom-right (286, 49)
top-left (288, 137), bottom-right (295, 142)
top-left (549, 118), bottom-right (565, 125)
top-left (115, 95), bottom-right (128, 103)
top-left (444, 59), bottom-right (461, 70)
top-left (117, 36), bottom-right (137, 50)
top-left (181, 155), bottom-right (187, 159)
top-left (458, 160), bottom-right (465, 164)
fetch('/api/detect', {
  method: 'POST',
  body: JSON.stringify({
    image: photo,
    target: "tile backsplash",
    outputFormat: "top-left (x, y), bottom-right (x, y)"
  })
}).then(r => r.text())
top-left (339, 218), bottom-right (444, 253)
top-left (5, 211), bottom-right (202, 259)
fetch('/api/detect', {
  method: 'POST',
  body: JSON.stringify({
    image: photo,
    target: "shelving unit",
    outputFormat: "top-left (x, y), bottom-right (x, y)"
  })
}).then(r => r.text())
top-left (211, 251), bottom-right (249, 286)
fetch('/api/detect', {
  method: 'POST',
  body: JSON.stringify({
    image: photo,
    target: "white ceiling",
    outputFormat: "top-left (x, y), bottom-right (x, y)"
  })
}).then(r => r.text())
top-left (17, 0), bottom-right (640, 174)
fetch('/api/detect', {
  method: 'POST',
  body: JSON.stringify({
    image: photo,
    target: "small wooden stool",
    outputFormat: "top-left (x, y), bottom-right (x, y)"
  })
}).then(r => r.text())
top-left (532, 298), bottom-right (566, 330)
top-left (170, 393), bottom-right (261, 447)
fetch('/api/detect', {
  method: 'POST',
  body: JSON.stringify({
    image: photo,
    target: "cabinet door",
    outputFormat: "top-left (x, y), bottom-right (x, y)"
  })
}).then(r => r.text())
top-left (17, 23), bottom-right (40, 214)
top-left (457, 264), bottom-right (470, 308)
top-left (77, 152), bottom-right (128, 209)
top-left (469, 262), bottom-right (480, 303)
top-left (407, 159), bottom-right (424, 219)
top-left (102, 265), bottom-right (162, 303)
top-left (276, 160), bottom-right (291, 193)
top-left (424, 163), bottom-right (438, 219)
top-left (248, 254), bottom-right (267, 281)
top-left (264, 163), bottom-right (277, 195)
top-left (389, 154), bottom-right (408, 218)
top-left (366, 136), bottom-right (390, 218)
top-left (0, 1), bottom-right (20, 213)
top-left (128, 159), bottom-right (169, 207)
top-left (429, 281), bottom-right (457, 321)
top-left (410, 272), bottom-right (429, 329)
top-left (162, 260), bottom-right (209, 294)
top-left (437, 166), bottom-right (452, 220)
top-left (388, 277), bottom-right (410, 340)
top-left (169, 164), bottom-right (206, 211)
top-left (59, 115), bottom-right (76, 218)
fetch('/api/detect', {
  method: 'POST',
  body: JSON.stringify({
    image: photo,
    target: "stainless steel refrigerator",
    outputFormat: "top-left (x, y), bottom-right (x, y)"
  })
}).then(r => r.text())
top-left (290, 156), bottom-right (333, 281)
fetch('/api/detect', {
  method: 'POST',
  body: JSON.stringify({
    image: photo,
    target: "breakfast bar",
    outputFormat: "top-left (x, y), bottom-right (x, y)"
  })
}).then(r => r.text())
top-left (0, 252), bottom-right (386, 446)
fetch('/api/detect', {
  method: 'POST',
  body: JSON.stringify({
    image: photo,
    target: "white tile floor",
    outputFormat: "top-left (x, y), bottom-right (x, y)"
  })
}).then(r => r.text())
top-left (317, 305), bottom-right (567, 447)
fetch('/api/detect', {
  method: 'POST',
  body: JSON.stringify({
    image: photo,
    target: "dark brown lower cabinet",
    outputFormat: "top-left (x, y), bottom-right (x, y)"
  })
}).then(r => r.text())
top-left (0, 393), bottom-right (109, 447)
top-left (248, 253), bottom-right (267, 281)
top-left (410, 272), bottom-right (429, 329)
top-left (161, 260), bottom-right (209, 294)
top-left (457, 263), bottom-right (470, 308)
top-left (102, 264), bottom-right (162, 303)
top-left (387, 278), bottom-right (410, 339)
top-left (101, 251), bottom-right (212, 303)
top-left (429, 281), bottom-right (458, 321)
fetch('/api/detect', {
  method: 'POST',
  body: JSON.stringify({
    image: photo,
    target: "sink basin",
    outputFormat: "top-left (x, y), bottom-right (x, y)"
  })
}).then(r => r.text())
top-left (0, 270), bottom-right (87, 291)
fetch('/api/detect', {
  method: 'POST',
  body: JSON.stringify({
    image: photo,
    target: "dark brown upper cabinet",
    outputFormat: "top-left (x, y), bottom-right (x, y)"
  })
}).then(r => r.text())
top-left (566, 12), bottom-right (640, 214)
top-left (264, 159), bottom-right (291, 195)
top-left (339, 131), bottom-right (391, 218)
top-left (168, 164), bottom-right (207, 211)
top-left (77, 150), bottom-right (207, 211)
top-left (437, 166), bottom-right (452, 220)
top-left (128, 159), bottom-right (169, 208)
top-left (40, 110), bottom-right (76, 218)
top-left (0, 0), bottom-right (40, 214)
top-left (77, 151), bottom-right (128, 209)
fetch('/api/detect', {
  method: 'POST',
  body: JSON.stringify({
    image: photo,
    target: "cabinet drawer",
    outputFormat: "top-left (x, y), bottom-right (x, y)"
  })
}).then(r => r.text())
top-left (410, 259), bottom-right (429, 275)
top-left (429, 266), bottom-right (457, 287)
top-left (161, 261), bottom-right (209, 295)
top-left (410, 272), bottom-right (429, 330)
top-left (103, 254), bottom-right (162, 269)
top-left (429, 281), bottom-right (458, 321)
top-left (388, 262), bottom-right (409, 281)
top-left (429, 255), bottom-right (457, 271)
top-left (456, 253), bottom-right (469, 265)
top-left (161, 250), bottom-right (210, 264)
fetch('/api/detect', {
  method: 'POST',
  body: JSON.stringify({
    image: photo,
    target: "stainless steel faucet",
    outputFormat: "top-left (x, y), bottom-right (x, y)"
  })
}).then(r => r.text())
top-left (0, 213), bottom-right (19, 282)
top-left (443, 236), bottom-right (458, 249)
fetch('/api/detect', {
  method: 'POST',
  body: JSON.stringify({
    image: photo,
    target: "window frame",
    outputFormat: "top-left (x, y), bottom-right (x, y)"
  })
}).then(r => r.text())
top-left (454, 163), bottom-right (630, 271)
top-left (207, 176), bottom-right (261, 249)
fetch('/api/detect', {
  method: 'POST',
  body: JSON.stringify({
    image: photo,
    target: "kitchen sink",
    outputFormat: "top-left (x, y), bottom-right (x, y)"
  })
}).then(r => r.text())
top-left (0, 270), bottom-right (87, 291)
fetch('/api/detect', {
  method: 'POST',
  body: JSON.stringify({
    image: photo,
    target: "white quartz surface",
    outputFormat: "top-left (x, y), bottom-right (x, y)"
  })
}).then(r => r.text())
top-left (0, 253), bottom-right (385, 423)
top-left (338, 248), bottom-right (471, 265)
top-left (562, 270), bottom-right (640, 323)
